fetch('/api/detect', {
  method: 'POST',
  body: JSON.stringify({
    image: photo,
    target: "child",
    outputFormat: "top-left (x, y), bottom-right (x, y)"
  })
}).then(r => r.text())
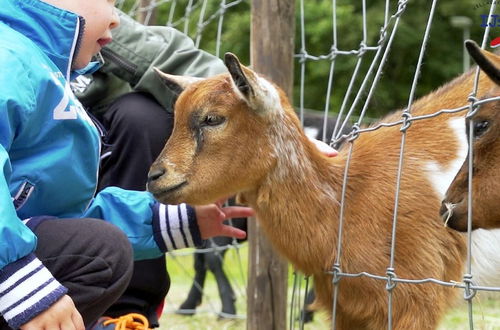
top-left (0, 0), bottom-right (253, 329)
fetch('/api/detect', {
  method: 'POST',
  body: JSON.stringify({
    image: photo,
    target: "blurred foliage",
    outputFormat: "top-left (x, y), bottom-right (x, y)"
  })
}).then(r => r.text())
top-left (119, 0), bottom-right (497, 119)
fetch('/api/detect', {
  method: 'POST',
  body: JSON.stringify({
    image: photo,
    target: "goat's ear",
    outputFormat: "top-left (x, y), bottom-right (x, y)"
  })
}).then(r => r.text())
top-left (465, 40), bottom-right (500, 85)
top-left (153, 67), bottom-right (203, 96)
top-left (224, 52), bottom-right (281, 114)
top-left (224, 53), bottom-right (254, 97)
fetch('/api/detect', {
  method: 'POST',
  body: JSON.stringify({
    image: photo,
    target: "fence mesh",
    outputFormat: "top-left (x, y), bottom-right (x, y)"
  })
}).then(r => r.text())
top-left (117, 0), bottom-right (500, 329)
top-left (297, 1), bottom-right (500, 329)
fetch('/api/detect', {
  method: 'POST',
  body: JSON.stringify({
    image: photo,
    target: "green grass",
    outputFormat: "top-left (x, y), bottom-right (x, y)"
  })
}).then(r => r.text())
top-left (438, 295), bottom-right (500, 330)
top-left (159, 244), bottom-right (500, 329)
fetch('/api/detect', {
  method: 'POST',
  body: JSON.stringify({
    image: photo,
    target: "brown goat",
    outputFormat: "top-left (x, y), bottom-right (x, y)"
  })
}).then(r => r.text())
top-left (441, 41), bottom-right (500, 231)
top-left (148, 52), bottom-right (500, 329)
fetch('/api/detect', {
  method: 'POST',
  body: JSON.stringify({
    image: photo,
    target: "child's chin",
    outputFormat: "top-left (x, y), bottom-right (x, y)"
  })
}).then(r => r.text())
top-left (71, 56), bottom-right (92, 70)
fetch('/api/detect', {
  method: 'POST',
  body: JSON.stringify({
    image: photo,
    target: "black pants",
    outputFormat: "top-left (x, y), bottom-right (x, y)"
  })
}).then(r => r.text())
top-left (0, 218), bottom-right (133, 329)
top-left (96, 92), bottom-right (174, 327)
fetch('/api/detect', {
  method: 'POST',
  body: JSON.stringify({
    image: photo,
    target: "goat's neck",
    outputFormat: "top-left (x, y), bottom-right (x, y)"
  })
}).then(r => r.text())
top-left (244, 114), bottom-right (345, 274)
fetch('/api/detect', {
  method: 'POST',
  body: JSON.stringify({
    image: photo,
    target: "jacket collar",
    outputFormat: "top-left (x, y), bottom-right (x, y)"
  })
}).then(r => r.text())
top-left (0, 0), bottom-right (98, 80)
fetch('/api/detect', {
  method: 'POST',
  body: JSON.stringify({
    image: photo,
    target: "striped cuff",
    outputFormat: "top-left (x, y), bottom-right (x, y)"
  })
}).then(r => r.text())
top-left (0, 254), bottom-right (67, 329)
top-left (152, 202), bottom-right (202, 252)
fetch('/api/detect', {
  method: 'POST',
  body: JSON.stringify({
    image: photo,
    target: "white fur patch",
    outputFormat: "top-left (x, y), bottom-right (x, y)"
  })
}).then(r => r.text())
top-left (470, 229), bottom-right (500, 287)
top-left (269, 122), bottom-right (340, 205)
top-left (255, 76), bottom-right (282, 114)
top-left (230, 74), bottom-right (282, 115)
top-left (424, 117), bottom-right (468, 199)
top-left (303, 126), bottom-right (320, 139)
top-left (272, 125), bottom-right (305, 178)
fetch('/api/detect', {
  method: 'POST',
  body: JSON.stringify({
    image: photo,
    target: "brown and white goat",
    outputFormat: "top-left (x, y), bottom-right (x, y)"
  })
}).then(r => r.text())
top-left (148, 52), bottom-right (500, 329)
top-left (441, 41), bottom-right (500, 231)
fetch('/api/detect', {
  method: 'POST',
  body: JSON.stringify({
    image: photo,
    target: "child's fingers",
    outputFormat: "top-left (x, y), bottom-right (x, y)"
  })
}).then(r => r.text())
top-left (221, 225), bottom-right (247, 239)
top-left (215, 196), bottom-right (231, 208)
top-left (222, 206), bottom-right (255, 219)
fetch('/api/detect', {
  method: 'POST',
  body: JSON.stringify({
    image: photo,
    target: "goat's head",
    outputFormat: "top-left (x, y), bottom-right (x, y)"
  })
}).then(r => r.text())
top-left (147, 53), bottom-right (299, 205)
top-left (441, 40), bottom-right (500, 231)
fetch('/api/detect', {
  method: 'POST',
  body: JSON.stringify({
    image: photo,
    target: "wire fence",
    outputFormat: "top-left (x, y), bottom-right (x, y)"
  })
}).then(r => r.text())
top-left (296, 1), bottom-right (500, 329)
top-left (118, 0), bottom-right (500, 329)
top-left (117, 0), bottom-right (247, 56)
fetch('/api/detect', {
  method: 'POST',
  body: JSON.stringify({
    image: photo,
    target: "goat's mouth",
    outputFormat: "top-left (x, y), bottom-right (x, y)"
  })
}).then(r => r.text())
top-left (440, 202), bottom-right (456, 227)
top-left (440, 200), bottom-right (470, 232)
top-left (149, 181), bottom-right (188, 202)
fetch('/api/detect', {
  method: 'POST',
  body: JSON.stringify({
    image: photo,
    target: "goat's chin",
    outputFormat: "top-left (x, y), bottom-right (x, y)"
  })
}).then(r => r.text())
top-left (152, 192), bottom-right (181, 205)
top-left (445, 216), bottom-right (468, 232)
top-left (148, 181), bottom-right (188, 205)
top-left (150, 185), bottom-right (216, 206)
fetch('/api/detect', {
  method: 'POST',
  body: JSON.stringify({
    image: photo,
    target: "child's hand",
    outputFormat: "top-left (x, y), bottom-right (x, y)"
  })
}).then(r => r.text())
top-left (194, 198), bottom-right (255, 240)
top-left (20, 295), bottom-right (84, 330)
top-left (308, 136), bottom-right (338, 157)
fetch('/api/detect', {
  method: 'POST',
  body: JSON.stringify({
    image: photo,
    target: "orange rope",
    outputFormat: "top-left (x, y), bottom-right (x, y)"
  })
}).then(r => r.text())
top-left (102, 313), bottom-right (151, 330)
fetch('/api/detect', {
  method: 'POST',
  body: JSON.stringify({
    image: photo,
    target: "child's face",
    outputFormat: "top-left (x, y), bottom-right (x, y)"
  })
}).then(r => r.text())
top-left (42, 0), bottom-right (120, 69)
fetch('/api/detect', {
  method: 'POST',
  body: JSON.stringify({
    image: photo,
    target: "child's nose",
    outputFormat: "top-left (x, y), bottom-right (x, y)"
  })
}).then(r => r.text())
top-left (110, 8), bottom-right (120, 29)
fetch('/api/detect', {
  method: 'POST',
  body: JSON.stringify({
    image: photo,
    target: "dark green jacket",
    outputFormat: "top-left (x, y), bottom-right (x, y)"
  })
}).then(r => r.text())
top-left (75, 11), bottom-right (226, 114)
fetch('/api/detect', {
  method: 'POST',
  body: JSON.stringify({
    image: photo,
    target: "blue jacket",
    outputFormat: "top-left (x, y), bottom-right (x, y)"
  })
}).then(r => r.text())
top-left (0, 0), bottom-right (201, 328)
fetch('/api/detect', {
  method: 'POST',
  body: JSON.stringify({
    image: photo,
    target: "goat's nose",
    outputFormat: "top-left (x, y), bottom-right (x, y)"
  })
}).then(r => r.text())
top-left (148, 167), bottom-right (166, 183)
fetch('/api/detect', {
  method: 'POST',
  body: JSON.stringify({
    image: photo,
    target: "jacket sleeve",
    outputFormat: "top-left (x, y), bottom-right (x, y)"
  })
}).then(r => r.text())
top-left (84, 187), bottom-right (202, 260)
top-left (77, 10), bottom-right (227, 112)
top-left (0, 56), bottom-right (67, 329)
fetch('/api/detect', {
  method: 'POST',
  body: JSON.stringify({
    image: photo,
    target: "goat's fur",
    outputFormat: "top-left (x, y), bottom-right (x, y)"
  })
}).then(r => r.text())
top-left (441, 41), bottom-right (500, 231)
top-left (148, 50), bottom-right (500, 329)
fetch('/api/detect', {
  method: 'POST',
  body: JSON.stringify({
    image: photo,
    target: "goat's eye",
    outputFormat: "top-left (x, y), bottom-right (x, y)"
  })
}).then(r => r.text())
top-left (202, 114), bottom-right (225, 127)
top-left (473, 120), bottom-right (489, 138)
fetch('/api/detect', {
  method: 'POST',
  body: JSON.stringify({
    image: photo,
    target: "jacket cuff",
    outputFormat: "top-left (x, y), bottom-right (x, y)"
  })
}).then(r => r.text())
top-left (152, 203), bottom-right (202, 252)
top-left (0, 254), bottom-right (67, 329)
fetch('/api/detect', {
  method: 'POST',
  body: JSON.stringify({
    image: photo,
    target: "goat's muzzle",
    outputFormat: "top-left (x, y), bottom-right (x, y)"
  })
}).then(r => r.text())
top-left (440, 200), bottom-right (468, 232)
top-left (148, 167), bottom-right (166, 184)
top-left (147, 166), bottom-right (188, 204)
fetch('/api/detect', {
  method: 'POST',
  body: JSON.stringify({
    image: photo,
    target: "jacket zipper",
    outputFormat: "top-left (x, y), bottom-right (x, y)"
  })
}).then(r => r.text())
top-left (12, 182), bottom-right (35, 210)
top-left (100, 47), bottom-right (138, 76)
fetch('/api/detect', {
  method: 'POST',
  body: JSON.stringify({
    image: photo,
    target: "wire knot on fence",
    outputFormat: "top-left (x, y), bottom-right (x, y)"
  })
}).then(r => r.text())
top-left (399, 112), bottom-right (413, 132)
top-left (466, 94), bottom-right (481, 118)
top-left (385, 268), bottom-right (398, 292)
top-left (332, 263), bottom-right (342, 285)
top-left (462, 274), bottom-right (478, 301)
top-left (346, 124), bottom-right (361, 142)
top-left (395, 0), bottom-right (409, 17)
